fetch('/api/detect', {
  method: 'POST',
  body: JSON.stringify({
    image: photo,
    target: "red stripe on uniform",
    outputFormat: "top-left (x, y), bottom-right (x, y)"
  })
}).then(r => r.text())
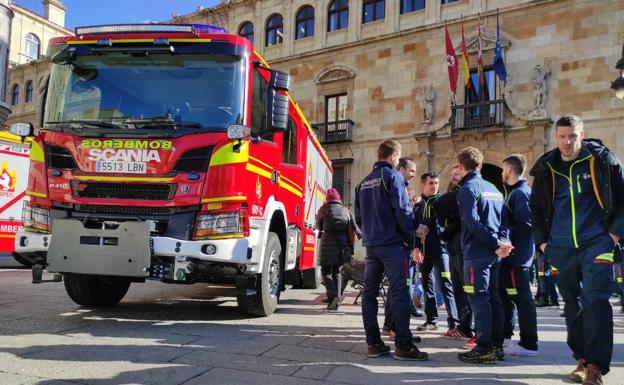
top-left (470, 266), bottom-right (474, 285)
top-left (510, 270), bottom-right (517, 288)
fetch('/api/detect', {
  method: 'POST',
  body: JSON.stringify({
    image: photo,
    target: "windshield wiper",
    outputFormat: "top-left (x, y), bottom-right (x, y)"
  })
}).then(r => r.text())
top-left (46, 120), bottom-right (126, 130)
top-left (112, 117), bottom-right (204, 129)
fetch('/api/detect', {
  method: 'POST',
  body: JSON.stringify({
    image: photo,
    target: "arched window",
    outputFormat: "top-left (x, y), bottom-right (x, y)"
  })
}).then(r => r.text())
top-left (363, 0), bottom-right (385, 23)
top-left (328, 0), bottom-right (348, 32)
top-left (24, 33), bottom-right (40, 60)
top-left (265, 14), bottom-right (283, 46)
top-left (10, 84), bottom-right (19, 106)
top-left (25, 81), bottom-right (34, 103)
top-left (295, 5), bottom-right (315, 39)
top-left (238, 22), bottom-right (254, 44)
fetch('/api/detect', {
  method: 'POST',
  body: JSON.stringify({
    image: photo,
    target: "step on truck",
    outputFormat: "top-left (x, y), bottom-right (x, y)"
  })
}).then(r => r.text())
top-left (12, 23), bottom-right (332, 316)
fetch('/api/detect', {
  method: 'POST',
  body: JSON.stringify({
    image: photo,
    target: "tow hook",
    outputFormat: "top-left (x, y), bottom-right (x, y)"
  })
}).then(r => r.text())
top-left (31, 264), bottom-right (62, 284)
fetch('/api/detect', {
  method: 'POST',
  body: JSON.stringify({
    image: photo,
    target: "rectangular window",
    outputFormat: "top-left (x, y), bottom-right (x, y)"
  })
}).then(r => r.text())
top-left (442, 0), bottom-right (458, 4)
top-left (363, 0), bottom-right (385, 23)
top-left (325, 93), bottom-right (348, 123)
top-left (251, 69), bottom-right (268, 135)
top-left (282, 117), bottom-right (297, 164)
top-left (331, 159), bottom-right (353, 207)
top-left (464, 68), bottom-right (496, 105)
top-left (401, 0), bottom-right (425, 14)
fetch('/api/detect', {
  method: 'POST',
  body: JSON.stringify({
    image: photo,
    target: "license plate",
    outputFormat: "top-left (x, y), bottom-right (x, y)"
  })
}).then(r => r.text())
top-left (96, 161), bottom-right (146, 174)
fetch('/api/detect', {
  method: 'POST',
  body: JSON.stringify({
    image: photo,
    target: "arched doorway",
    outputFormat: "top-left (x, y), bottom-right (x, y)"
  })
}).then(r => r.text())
top-left (481, 163), bottom-right (503, 193)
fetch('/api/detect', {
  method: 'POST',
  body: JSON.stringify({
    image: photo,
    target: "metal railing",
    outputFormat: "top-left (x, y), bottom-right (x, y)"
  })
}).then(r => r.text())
top-left (311, 119), bottom-right (354, 144)
top-left (451, 99), bottom-right (506, 131)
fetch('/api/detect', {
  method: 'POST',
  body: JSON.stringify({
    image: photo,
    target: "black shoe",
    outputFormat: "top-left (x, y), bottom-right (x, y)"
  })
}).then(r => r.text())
top-left (411, 309), bottom-right (423, 317)
top-left (393, 345), bottom-right (429, 361)
top-left (458, 348), bottom-right (496, 364)
top-left (367, 341), bottom-right (391, 358)
top-left (327, 296), bottom-right (339, 310)
top-left (494, 347), bottom-right (505, 361)
top-left (550, 301), bottom-right (560, 307)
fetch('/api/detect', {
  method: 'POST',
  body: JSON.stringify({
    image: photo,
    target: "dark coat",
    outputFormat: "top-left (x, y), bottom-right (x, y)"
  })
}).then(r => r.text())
top-left (529, 139), bottom-right (624, 249)
top-left (316, 200), bottom-right (357, 266)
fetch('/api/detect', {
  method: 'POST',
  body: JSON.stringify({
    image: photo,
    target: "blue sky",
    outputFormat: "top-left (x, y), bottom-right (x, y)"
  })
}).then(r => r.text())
top-left (13, 0), bottom-right (222, 30)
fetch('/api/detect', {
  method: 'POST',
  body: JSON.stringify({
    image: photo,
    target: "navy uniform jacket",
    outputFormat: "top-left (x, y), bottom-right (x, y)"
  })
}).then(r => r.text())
top-left (457, 170), bottom-right (506, 260)
top-left (414, 194), bottom-right (447, 257)
top-left (355, 161), bottom-right (415, 248)
top-left (502, 179), bottom-right (534, 267)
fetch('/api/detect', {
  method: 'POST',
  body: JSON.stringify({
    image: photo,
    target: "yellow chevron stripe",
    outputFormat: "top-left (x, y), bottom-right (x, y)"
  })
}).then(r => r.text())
top-left (279, 180), bottom-right (303, 198)
top-left (246, 163), bottom-right (271, 179)
top-left (201, 196), bottom-right (246, 204)
top-left (30, 140), bottom-right (44, 162)
top-left (304, 246), bottom-right (315, 251)
top-left (26, 191), bottom-right (47, 198)
top-left (0, 234), bottom-right (16, 238)
top-left (249, 155), bottom-right (273, 171)
top-left (279, 175), bottom-right (302, 191)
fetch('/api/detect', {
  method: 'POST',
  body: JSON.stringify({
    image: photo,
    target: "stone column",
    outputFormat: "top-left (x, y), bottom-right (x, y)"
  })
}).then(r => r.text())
top-left (0, 0), bottom-right (13, 127)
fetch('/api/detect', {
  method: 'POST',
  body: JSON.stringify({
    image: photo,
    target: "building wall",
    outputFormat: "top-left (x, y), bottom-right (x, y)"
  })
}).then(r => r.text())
top-left (5, 1), bottom-right (71, 130)
top-left (0, 0), bottom-right (13, 125)
top-left (178, 0), bottom-right (624, 205)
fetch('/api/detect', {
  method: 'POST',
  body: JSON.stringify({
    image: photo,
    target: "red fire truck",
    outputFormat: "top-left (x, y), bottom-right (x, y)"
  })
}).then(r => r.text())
top-left (12, 24), bottom-right (332, 316)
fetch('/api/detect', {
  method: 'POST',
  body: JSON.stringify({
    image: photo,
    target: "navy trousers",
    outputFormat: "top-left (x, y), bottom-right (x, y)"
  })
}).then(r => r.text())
top-left (499, 263), bottom-right (539, 350)
top-left (362, 243), bottom-right (413, 351)
top-left (463, 256), bottom-right (504, 353)
top-left (547, 234), bottom-right (615, 375)
top-left (419, 252), bottom-right (459, 328)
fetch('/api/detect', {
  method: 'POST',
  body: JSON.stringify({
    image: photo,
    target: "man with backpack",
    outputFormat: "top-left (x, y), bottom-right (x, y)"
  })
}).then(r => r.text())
top-left (530, 115), bottom-right (624, 385)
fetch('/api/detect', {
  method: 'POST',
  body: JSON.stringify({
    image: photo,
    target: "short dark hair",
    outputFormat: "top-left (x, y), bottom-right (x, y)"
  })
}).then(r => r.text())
top-left (420, 172), bottom-right (439, 182)
top-left (555, 115), bottom-right (583, 131)
top-left (378, 139), bottom-right (401, 160)
top-left (457, 146), bottom-right (483, 171)
top-left (503, 154), bottom-right (527, 176)
top-left (398, 157), bottom-right (415, 170)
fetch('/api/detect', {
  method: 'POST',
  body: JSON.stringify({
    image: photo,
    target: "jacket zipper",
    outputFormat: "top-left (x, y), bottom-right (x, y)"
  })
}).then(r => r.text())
top-left (547, 154), bottom-right (592, 249)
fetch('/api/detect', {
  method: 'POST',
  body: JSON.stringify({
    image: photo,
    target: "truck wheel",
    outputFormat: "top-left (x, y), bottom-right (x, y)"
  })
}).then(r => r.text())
top-left (301, 266), bottom-right (321, 289)
top-left (64, 274), bottom-right (131, 307)
top-left (238, 232), bottom-right (282, 316)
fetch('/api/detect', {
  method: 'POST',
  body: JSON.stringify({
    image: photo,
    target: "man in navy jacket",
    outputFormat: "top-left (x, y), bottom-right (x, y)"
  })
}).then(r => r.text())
top-left (530, 115), bottom-right (624, 384)
top-left (455, 146), bottom-right (512, 364)
top-left (499, 154), bottom-right (538, 357)
top-left (355, 139), bottom-right (428, 361)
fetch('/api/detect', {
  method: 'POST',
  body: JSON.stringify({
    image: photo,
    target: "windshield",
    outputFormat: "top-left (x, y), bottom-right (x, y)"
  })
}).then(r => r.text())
top-left (44, 51), bottom-right (246, 131)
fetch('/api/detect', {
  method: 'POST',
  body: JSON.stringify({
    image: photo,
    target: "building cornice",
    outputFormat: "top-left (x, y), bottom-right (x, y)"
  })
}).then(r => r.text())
top-left (10, 3), bottom-right (73, 35)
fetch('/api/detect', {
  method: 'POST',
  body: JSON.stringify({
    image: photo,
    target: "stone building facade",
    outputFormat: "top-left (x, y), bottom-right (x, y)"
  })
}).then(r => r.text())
top-left (175, 0), bottom-right (624, 207)
top-left (4, 0), bottom-right (72, 130)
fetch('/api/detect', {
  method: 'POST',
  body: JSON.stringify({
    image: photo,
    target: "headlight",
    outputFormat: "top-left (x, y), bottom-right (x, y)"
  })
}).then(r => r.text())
top-left (194, 210), bottom-right (247, 239)
top-left (23, 202), bottom-right (51, 233)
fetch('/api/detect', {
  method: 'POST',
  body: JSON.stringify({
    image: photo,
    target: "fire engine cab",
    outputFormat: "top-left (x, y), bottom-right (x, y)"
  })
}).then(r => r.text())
top-left (12, 24), bottom-right (332, 316)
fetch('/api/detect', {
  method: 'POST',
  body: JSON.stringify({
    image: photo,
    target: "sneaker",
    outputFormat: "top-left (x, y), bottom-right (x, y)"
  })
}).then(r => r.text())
top-left (327, 296), bottom-right (339, 310)
top-left (442, 327), bottom-right (470, 339)
top-left (569, 358), bottom-right (586, 383)
top-left (463, 336), bottom-right (477, 350)
top-left (502, 339), bottom-right (515, 348)
top-left (457, 348), bottom-right (496, 364)
top-left (583, 363), bottom-right (603, 385)
top-left (367, 341), bottom-right (391, 358)
top-left (504, 343), bottom-right (538, 357)
top-left (393, 345), bottom-right (429, 361)
top-left (411, 309), bottom-right (423, 317)
top-left (494, 347), bottom-right (505, 361)
top-left (416, 322), bottom-right (438, 331)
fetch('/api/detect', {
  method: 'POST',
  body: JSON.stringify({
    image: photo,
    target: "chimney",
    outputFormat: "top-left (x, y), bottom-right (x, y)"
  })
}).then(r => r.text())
top-left (43, 0), bottom-right (66, 27)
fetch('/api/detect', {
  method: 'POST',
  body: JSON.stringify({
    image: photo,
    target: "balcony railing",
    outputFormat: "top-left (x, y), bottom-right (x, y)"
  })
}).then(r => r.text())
top-left (311, 119), bottom-right (354, 144)
top-left (451, 99), bottom-right (506, 131)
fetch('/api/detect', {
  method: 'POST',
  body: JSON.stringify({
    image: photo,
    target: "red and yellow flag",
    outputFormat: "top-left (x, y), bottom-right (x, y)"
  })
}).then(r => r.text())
top-left (461, 21), bottom-right (470, 88)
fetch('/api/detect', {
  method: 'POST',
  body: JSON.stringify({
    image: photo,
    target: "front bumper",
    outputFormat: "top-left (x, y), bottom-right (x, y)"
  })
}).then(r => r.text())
top-left (15, 230), bottom-right (251, 264)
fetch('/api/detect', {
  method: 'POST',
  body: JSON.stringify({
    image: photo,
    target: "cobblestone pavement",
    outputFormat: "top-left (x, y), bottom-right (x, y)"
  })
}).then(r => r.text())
top-left (0, 269), bottom-right (623, 385)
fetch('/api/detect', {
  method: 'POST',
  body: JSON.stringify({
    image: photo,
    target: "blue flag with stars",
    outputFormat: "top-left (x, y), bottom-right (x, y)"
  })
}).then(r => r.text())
top-left (494, 15), bottom-right (507, 81)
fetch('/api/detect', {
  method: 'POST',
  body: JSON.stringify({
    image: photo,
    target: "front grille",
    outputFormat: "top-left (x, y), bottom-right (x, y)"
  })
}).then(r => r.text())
top-left (74, 205), bottom-right (178, 216)
top-left (71, 181), bottom-right (177, 200)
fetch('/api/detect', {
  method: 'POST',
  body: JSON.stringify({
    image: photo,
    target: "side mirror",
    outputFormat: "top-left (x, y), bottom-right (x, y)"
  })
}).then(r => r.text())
top-left (9, 123), bottom-right (34, 139)
top-left (269, 69), bottom-right (290, 91)
top-left (265, 89), bottom-right (289, 132)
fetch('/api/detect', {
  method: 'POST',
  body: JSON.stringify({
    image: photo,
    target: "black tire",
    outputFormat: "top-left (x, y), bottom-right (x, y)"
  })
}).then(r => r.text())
top-left (237, 232), bottom-right (282, 316)
top-left (301, 266), bottom-right (321, 289)
top-left (64, 274), bottom-right (131, 307)
top-left (11, 252), bottom-right (34, 267)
